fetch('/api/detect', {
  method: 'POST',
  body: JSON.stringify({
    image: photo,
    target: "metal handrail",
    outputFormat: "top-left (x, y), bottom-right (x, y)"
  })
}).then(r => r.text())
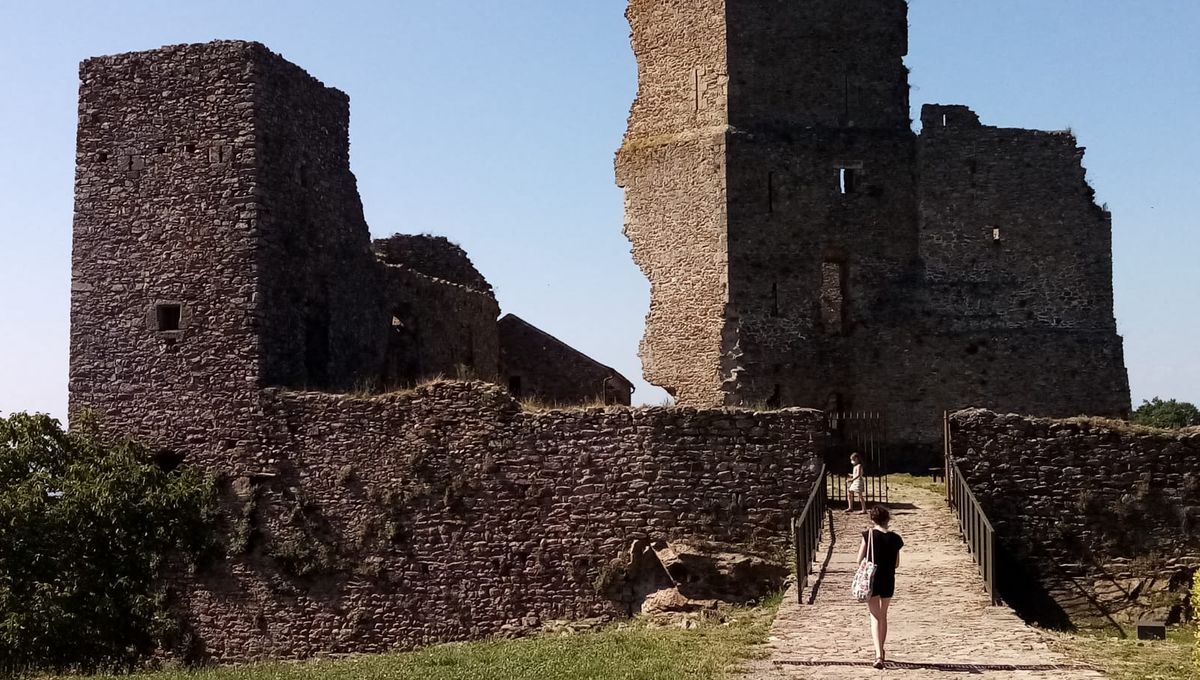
top-left (947, 458), bottom-right (999, 605)
top-left (793, 465), bottom-right (829, 603)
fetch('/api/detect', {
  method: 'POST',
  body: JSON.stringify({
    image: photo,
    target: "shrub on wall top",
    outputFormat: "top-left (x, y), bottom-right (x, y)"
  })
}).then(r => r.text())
top-left (0, 412), bottom-right (217, 675)
top-left (1132, 398), bottom-right (1200, 429)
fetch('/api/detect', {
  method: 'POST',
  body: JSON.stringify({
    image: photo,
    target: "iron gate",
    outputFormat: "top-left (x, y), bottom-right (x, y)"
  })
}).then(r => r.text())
top-left (823, 411), bottom-right (889, 504)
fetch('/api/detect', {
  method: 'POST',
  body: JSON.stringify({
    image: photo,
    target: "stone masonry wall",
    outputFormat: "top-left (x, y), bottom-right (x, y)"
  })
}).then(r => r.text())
top-left (380, 264), bottom-right (500, 388)
top-left (70, 42), bottom-right (269, 473)
top-left (178, 382), bottom-right (822, 661)
top-left (498, 315), bottom-right (633, 406)
top-left (950, 409), bottom-right (1200, 624)
top-left (618, 2), bottom-right (1131, 462)
top-left (616, 0), bottom-right (731, 407)
top-left (374, 234), bottom-right (493, 295)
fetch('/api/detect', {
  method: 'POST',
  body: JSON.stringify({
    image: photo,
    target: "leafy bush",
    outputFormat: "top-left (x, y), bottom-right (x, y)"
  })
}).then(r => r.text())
top-left (1132, 398), bottom-right (1200, 429)
top-left (0, 412), bottom-right (217, 675)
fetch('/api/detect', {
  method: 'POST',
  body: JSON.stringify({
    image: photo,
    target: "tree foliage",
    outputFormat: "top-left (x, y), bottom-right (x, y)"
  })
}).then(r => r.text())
top-left (1131, 398), bottom-right (1200, 429)
top-left (0, 412), bottom-right (217, 675)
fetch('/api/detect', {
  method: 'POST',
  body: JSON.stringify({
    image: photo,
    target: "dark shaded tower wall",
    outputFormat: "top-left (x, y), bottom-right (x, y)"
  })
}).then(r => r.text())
top-left (253, 48), bottom-right (386, 392)
top-left (69, 42), bottom-right (269, 470)
top-left (725, 0), bottom-right (910, 130)
top-left (722, 0), bottom-right (919, 408)
top-left (617, 0), bottom-right (732, 407)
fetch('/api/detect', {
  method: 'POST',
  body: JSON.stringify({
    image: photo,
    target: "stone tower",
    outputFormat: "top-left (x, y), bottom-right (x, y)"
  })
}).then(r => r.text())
top-left (617, 0), bottom-right (1130, 454)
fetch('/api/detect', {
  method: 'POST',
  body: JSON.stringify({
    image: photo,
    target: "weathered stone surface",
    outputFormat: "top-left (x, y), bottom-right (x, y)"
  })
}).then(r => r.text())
top-left (950, 408), bottom-right (1200, 624)
top-left (617, 0), bottom-right (1130, 460)
top-left (67, 39), bottom-right (827, 663)
top-left (498, 314), bottom-right (634, 406)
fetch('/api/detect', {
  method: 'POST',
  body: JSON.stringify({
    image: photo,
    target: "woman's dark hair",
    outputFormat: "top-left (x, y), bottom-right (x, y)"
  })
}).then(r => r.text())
top-left (869, 506), bottom-right (891, 527)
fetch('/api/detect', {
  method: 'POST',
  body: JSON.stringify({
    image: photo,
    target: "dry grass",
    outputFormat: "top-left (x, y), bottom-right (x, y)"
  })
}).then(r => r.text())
top-left (1050, 625), bottom-right (1195, 680)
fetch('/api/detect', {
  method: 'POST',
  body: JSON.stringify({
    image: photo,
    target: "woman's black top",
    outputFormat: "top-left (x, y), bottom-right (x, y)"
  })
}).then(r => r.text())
top-left (863, 529), bottom-right (904, 598)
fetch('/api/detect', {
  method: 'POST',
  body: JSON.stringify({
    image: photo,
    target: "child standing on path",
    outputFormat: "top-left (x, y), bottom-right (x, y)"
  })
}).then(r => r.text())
top-left (846, 452), bottom-right (867, 514)
top-left (857, 506), bottom-right (904, 669)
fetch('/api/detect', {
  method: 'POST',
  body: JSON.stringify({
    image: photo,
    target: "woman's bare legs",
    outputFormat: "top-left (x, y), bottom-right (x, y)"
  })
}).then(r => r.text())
top-left (867, 596), bottom-right (892, 664)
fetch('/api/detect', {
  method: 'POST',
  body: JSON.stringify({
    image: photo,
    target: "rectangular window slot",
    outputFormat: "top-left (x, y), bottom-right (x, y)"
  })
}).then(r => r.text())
top-left (942, 113), bottom-right (948, 127)
top-left (992, 228), bottom-right (1002, 242)
top-left (509, 376), bottom-right (523, 398)
top-left (156, 304), bottom-right (182, 332)
top-left (820, 261), bottom-right (847, 334)
top-left (768, 172), bottom-right (775, 213)
top-left (771, 282), bottom-right (780, 317)
top-left (839, 167), bottom-right (858, 195)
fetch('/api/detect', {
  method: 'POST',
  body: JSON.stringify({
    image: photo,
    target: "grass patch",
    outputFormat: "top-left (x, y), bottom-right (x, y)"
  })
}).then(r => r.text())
top-left (62, 603), bottom-right (780, 680)
top-left (1051, 625), bottom-right (1195, 680)
top-left (888, 473), bottom-right (946, 497)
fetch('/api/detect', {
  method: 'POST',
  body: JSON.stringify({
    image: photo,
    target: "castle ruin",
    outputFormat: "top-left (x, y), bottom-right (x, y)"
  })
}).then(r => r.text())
top-left (617, 0), bottom-right (1131, 454)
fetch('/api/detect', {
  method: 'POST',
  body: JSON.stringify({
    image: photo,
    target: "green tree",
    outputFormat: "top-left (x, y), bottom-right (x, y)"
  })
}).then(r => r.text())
top-left (1131, 398), bottom-right (1200, 429)
top-left (0, 412), bottom-right (217, 675)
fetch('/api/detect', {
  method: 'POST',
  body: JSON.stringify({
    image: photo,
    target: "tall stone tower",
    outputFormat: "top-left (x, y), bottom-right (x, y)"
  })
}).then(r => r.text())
top-left (618, 0), bottom-right (1130, 454)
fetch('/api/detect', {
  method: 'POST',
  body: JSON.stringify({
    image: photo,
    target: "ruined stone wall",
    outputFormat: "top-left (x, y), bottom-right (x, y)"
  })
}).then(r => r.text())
top-left (374, 235), bottom-right (493, 295)
top-left (617, 0), bottom-right (730, 407)
top-left (254, 46), bottom-right (385, 392)
top-left (178, 382), bottom-right (822, 661)
top-left (918, 104), bottom-right (1120, 334)
top-left (498, 315), bottom-right (633, 406)
top-left (380, 265), bottom-right (499, 388)
top-left (619, 2), bottom-right (1131, 460)
top-left (950, 409), bottom-right (1200, 624)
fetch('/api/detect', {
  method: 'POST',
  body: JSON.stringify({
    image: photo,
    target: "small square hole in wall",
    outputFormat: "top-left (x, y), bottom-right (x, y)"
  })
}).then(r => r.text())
top-left (156, 304), bottom-right (182, 331)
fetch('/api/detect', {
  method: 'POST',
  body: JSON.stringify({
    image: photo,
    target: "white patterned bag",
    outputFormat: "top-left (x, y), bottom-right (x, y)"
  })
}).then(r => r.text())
top-left (851, 529), bottom-right (876, 602)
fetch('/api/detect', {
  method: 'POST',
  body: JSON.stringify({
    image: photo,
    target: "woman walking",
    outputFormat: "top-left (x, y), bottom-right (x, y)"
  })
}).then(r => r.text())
top-left (858, 506), bottom-right (904, 669)
top-left (846, 452), bottom-right (867, 514)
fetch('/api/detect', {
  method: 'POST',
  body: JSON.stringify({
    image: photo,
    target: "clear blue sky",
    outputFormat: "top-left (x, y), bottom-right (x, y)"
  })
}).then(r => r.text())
top-left (1, 1), bottom-right (1197, 419)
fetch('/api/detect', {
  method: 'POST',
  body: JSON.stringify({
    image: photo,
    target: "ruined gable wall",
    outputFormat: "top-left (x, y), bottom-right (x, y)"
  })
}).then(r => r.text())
top-left (918, 104), bottom-right (1120, 334)
top-left (950, 409), bottom-right (1200, 624)
top-left (617, 0), bottom-right (731, 407)
top-left (380, 265), bottom-right (500, 388)
top-left (374, 234), bottom-right (493, 295)
top-left (179, 382), bottom-right (822, 661)
top-left (69, 42), bottom-right (269, 471)
top-left (498, 316), bottom-right (633, 406)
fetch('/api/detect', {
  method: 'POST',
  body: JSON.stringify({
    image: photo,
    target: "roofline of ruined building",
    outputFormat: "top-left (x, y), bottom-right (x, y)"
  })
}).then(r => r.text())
top-left (499, 313), bottom-right (636, 391)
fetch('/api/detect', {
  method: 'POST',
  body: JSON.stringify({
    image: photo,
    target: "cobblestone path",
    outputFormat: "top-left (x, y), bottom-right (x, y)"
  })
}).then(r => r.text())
top-left (745, 482), bottom-right (1104, 679)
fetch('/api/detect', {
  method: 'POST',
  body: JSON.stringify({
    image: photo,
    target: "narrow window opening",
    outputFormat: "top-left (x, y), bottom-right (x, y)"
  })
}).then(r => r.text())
top-left (820, 261), bottom-right (847, 335)
top-left (767, 172), bottom-right (775, 213)
top-left (771, 282), bottom-right (780, 317)
top-left (509, 376), bottom-right (523, 398)
top-left (184, 143), bottom-right (196, 154)
top-left (942, 113), bottom-right (948, 127)
top-left (97, 152), bottom-right (108, 162)
top-left (156, 304), bottom-right (181, 332)
top-left (992, 227), bottom-right (1002, 242)
top-left (839, 168), bottom-right (858, 195)
top-left (693, 67), bottom-right (701, 113)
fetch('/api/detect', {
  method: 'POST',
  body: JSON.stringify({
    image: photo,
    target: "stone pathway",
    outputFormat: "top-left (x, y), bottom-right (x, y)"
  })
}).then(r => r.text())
top-left (745, 482), bottom-right (1104, 679)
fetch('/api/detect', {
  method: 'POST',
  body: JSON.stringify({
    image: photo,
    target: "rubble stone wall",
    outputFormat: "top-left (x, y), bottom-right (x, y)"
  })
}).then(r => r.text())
top-left (498, 315), bottom-right (633, 406)
top-left (949, 409), bottom-right (1200, 624)
top-left (180, 382), bottom-right (823, 661)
